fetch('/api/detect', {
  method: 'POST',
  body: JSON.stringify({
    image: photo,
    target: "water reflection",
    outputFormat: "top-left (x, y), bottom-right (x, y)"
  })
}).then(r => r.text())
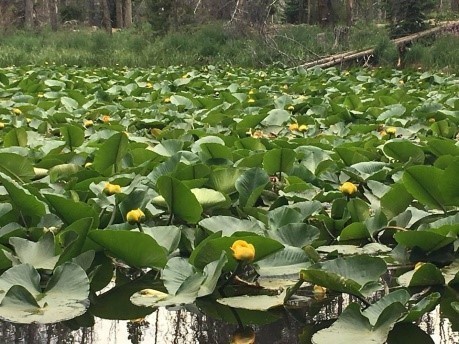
top-left (0, 293), bottom-right (457, 343)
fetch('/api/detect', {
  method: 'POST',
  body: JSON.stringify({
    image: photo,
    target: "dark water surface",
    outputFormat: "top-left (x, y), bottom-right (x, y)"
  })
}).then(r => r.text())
top-left (0, 294), bottom-right (457, 344)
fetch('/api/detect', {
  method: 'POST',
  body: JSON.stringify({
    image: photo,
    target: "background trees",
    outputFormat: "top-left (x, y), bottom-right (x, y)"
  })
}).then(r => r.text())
top-left (0, 0), bottom-right (456, 35)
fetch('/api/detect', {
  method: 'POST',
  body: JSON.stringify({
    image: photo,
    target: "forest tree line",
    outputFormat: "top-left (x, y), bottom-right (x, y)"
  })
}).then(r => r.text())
top-left (1, 1), bottom-right (458, 35)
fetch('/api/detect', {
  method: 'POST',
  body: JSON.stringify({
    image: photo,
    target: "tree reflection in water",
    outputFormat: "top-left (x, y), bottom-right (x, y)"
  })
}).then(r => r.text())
top-left (0, 293), bottom-right (457, 344)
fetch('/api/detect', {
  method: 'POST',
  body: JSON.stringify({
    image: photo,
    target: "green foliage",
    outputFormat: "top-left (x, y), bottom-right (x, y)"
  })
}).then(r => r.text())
top-left (383, 0), bottom-right (436, 37)
top-left (0, 65), bottom-right (457, 341)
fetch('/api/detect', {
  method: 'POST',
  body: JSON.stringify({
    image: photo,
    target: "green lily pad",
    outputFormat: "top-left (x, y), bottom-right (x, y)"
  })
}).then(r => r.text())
top-left (300, 255), bottom-right (387, 298)
top-left (7, 232), bottom-right (59, 270)
top-left (217, 290), bottom-right (287, 311)
top-left (397, 263), bottom-right (445, 287)
top-left (88, 230), bottom-right (167, 269)
top-left (0, 263), bottom-right (89, 324)
top-left (312, 302), bottom-right (406, 344)
top-left (156, 175), bottom-right (203, 224)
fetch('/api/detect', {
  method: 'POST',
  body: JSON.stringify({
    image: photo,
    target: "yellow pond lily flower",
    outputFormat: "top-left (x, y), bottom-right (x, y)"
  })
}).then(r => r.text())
top-left (101, 115), bottom-right (110, 124)
top-left (0, 122), bottom-right (4, 129)
top-left (339, 182), bottom-right (358, 196)
top-left (103, 182), bottom-right (121, 196)
top-left (298, 124), bottom-right (308, 132)
top-left (246, 128), bottom-right (264, 139)
top-left (126, 208), bottom-right (145, 225)
top-left (231, 240), bottom-right (255, 262)
top-left (287, 105), bottom-right (295, 111)
top-left (288, 123), bottom-right (299, 131)
top-left (83, 119), bottom-right (94, 128)
top-left (313, 285), bottom-right (327, 295)
top-left (164, 97), bottom-right (171, 103)
top-left (386, 127), bottom-right (397, 135)
top-left (12, 108), bottom-right (22, 115)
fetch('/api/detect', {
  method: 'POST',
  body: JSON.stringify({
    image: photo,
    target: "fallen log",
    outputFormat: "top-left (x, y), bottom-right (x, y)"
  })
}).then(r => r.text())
top-left (301, 21), bottom-right (459, 69)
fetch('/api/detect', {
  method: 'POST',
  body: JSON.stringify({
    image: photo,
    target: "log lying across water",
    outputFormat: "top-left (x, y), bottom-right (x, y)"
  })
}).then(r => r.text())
top-left (300, 21), bottom-right (459, 69)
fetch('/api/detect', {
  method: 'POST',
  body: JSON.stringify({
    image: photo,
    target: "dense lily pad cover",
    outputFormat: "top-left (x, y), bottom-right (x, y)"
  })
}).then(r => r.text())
top-left (0, 65), bottom-right (458, 340)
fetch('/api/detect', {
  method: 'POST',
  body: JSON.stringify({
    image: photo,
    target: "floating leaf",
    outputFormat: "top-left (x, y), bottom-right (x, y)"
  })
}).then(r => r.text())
top-left (312, 302), bottom-right (406, 344)
top-left (89, 230), bottom-right (167, 269)
top-left (402, 166), bottom-right (446, 210)
top-left (300, 255), bottom-right (387, 298)
top-left (263, 148), bottom-right (296, 175)
top-left (8, 232), bottom-right (59, 270)
top-left (92, 132), bottom-right (129, 174)
top-left (156, 175), bottom-right (202, 223)
top-left (397, 263), bottom-right (445, 287)
top-left (0, 172), bottom-right (47, 219)
top-left (217, 291), bottom-right (287, 311)
top-left (0, 263), bottom-right (89, 324)
top-left (235, 167), bottom-right (269, 208)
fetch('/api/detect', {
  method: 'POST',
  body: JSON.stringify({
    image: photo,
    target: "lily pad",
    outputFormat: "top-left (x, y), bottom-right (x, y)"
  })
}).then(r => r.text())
top-left (0, 263), bottom-right (89, 324)
top-left (312, 302), bottom-right (406, 344)
top-left (7, 232), bottom-right (59, 270)
top-left (217, 290), bottom-right (287, 311)
top-left (300, 255), bottom-right (387, 298)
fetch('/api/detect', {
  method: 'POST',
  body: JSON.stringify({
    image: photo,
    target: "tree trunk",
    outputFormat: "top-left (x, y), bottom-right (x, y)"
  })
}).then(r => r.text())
top-left (123, 0), bottom-right (132, 28)
top-left (115, 0), bottom-right (123, 27)
top-left (346, 0), bottom-right (353, 26)
top-left (452, 0), bottom-right (459, 12)
top-left (317, 0), bottom-right (330, 25)
top-left (24, 0), bottom-right (34, 29)
top-left (87, 0), bottom-right (98, 26)
top-left (49, 0), bottom-right (59, 31)
top-left (101, 0), bottom-right (112, 33)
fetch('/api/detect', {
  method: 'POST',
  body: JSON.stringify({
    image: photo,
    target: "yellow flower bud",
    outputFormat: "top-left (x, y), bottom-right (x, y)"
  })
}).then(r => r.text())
top-left (145, 82), bottom-right (153, 88)
top-left (103, 182), bottom-right (121, 196)
top-left (288, 123), bottom-right (299, 131)
top-left (386, 127), bottom-right (396, 135)
top-left (287, 105), bottom-right (295, 111)
top-left (247, 98), bottom-right (255, 104)
top-left (339, 182), bottom-right (358, 196)
top-left (230, 240), bottom-right (255, 262)
top-left (101, 115), bottom-right (110, 123)
top-left (84, 162), bottom-right (93, 168)
top-left (250, 130), bottom-right (264, 139)
top-left (150, 128), bottom-right (162, 137)
top-left (248, 89), bottom-right (255, 95)
top-left (231, 327), bottom-right (255, 344)
top-left (313, 284), bottom-right (327, 295)
top-left (84, 119), bottom-right (94, 128)
top-left (298, 124), bottom-right (308, 132)
top-left (126, 208), bottom-right (145, 225)
top-left (0, 122), bottom-right (4, 129)
top-left (12, 108), bottom-right (22, 115)
top-left (164, 97), bottom-right (171, 103)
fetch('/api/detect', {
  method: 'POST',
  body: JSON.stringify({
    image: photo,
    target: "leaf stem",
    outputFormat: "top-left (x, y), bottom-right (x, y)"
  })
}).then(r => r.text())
top-left (167, 212), bottom-right (174, 225)
top-left (219, 261), bottom-right (244, 293)
top-left (106, 199), bottom-right (117, 228)
top-left (136, 222), bottom-right (144, 233)
top-left (284, 278), bottom-right (304, 303)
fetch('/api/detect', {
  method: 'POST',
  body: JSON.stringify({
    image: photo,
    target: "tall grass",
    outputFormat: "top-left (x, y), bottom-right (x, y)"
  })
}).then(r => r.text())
top-left (404, 35), bottom-right (459, 73)
top-left (0, 21), bottom-right (457, 72)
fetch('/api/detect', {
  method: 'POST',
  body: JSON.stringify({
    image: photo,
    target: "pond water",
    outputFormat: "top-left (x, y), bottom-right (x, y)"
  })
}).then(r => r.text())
top-left (1, 294), bottom-right (457, 344)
